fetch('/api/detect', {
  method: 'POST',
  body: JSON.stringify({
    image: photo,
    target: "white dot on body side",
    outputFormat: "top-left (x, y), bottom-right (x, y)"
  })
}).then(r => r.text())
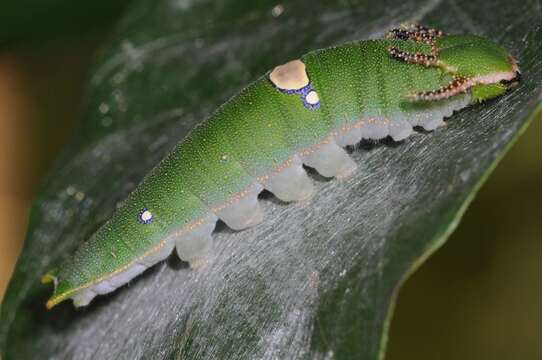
top-left (306, 90), bottom-right (320, 105)
top-left (141, 210), bottom-right (153, 222)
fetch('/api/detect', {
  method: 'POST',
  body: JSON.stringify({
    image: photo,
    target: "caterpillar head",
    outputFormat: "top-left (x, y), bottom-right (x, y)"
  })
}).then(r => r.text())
top-left (435, 34), bottom-right (520, 102)
top-left (387, 24), bottom-right (520, 103)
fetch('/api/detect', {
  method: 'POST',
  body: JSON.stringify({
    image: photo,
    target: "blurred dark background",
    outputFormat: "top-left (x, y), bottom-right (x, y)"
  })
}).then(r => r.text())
top-left (0, 2), bottom-right (540, 359)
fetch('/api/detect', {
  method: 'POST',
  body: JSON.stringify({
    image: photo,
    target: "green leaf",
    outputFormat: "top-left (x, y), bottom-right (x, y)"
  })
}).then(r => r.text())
top-left (1, 0), bottom-right (541, 359)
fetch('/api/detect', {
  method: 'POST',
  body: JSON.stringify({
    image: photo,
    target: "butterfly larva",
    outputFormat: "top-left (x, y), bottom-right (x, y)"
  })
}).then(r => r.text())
top-left (42, 24), bottom-right (520, 308)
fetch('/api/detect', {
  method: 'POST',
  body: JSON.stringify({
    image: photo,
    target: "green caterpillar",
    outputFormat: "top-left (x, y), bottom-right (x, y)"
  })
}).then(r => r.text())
top-left (42, 24), bottom-right (520, 309)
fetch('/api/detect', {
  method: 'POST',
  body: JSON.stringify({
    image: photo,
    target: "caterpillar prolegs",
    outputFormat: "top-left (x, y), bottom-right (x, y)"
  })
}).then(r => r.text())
top-left (43, 24), bottom-right (520, 308)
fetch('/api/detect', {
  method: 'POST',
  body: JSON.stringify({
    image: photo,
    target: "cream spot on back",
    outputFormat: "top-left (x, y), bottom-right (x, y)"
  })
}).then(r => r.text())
top-left (269, 59), bottom-right (309, 90)
top-left (305, 90), bottom-right (320, 105)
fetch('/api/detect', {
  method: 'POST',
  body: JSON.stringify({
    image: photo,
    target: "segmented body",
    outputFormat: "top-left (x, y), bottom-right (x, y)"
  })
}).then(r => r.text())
top-left (43, 25), bottom-right (519, 308)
